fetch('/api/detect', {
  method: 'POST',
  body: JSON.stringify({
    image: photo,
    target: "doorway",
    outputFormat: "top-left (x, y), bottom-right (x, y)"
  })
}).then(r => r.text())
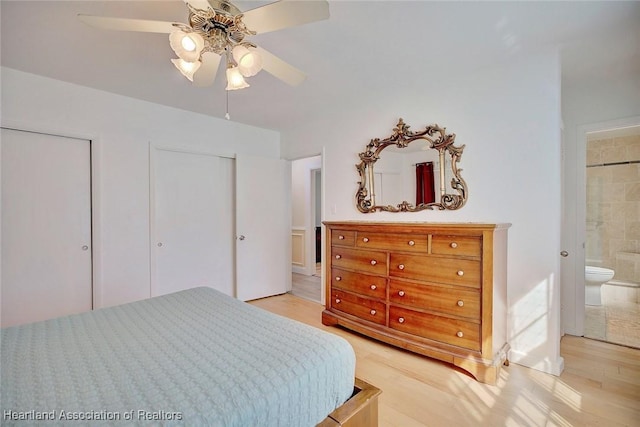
top-left (583, 126), bottom-right (640, 348)
top-left (290, 155), bottom-right (322, 303)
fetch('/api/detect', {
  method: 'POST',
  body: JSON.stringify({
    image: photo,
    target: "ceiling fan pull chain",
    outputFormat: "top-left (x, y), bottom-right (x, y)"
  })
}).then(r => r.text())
top-left (225, 90), bottom-right (230, 120)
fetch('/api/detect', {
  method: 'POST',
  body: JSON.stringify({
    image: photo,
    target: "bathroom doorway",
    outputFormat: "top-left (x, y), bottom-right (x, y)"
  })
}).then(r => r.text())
top-left (290, 155), bottom-right (322, 303)
top-left (583, 125), bottom-right (640, 349)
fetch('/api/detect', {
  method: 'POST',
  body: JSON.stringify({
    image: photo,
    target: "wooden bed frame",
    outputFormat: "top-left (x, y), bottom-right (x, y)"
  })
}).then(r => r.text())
top-left (317, 377), bottom-right (381, 427)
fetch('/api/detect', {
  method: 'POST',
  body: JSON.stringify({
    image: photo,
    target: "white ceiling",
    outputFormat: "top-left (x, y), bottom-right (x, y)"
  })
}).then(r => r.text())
top-left (2, 1), bottom-right (639, 132)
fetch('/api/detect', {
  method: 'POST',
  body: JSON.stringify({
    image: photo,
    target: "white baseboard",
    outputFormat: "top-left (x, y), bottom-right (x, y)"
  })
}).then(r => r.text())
top-left (509, 350), bottom-right (565, 376)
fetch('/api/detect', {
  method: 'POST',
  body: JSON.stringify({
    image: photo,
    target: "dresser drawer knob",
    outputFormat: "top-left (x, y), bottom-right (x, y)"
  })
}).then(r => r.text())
top-left (398, 317), bottom-right (405, 324)
top-left (335, 276), bottom-right (342, 282)
top-left (370, 259), bottom-right (377, 265)
top-left (335, 298), bottom-right (341, 304)
top-left (338, 235), bottom-right (345, 240)
top-left (457, 270), bottom-right (464, 276)
top-left (456, 331), bottom-right (464, 338)
top-left (370, 284), bottom-right (377, 290)
top-left (398, 291), bottom-right (405, 297)
top-left (398, 264), bottom-right (405, 270)
top-left (408, 240), bottom-right (415, 246)
top-left (362, 237), bottom-right (369, 243)
top-left (457, 300), bottom-right (464, 307)
top-left (370, 309), bottom-right (377, 316)
top-left (335, 254), bottom-right (341, 260)
top-left (450, 242), bottom-right (458, 249)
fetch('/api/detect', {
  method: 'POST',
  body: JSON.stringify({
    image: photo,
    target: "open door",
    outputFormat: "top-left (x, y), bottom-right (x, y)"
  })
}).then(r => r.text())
top-left (236, 154), bottom-right (291, 301)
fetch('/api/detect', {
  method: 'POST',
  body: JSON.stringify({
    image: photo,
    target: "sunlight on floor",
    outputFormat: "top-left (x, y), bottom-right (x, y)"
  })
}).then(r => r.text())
top-left (452, 362), bottom-right (581, 426)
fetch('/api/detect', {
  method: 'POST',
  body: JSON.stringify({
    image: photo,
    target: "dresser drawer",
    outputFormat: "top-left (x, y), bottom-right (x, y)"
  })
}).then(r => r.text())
top-left (389, 280), bottom-right (480, 320)
top-left (355, 232), bottom-right (428, 253)
top-left (331, 268), bottom-right (387, 299)
top-left (331, 289), bottom-right (386, 325)
top-left (389, 253), bottom-right (481, 288)
top-left (432, 235), bottom-right (481, 258)
top-left (389, 306), bottom-right (480, 351)
top-left (331, 230), bottom-right (356, 246)
top-left (332, 247), bottom-right (388, 275)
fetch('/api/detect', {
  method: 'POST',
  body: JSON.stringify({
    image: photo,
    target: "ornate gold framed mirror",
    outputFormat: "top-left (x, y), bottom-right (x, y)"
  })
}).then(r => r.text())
top-left (356, 118), bottom-right (467, 213)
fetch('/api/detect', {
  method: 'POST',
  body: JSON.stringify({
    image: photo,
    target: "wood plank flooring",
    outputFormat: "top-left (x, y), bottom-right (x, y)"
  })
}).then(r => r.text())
top-left (250, 293), bottom-right (640, 427)
top-left (290, 272), bottom-right (321, 302)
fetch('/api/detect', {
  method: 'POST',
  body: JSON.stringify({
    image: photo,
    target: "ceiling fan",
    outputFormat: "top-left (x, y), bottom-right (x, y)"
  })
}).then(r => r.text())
top-left (78, 0), bottom-right (329, 90)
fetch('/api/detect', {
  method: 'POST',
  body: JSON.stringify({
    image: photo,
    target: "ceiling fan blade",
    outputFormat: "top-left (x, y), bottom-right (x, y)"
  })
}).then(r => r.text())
top-left (193, 52), bottom-right (222, 87)
top-left (77, 14), bottom-right (177, 33)
top-left (242, 0), bottom-right (329, 35)
top-left (255, 46), bottom-right (306, 86)
top-left (182, 0), bottom-right (214, 11)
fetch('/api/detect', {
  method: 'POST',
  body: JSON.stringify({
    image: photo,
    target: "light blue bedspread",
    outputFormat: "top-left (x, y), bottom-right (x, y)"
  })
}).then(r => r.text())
top-left (1, 287), bottom-right (355, 426)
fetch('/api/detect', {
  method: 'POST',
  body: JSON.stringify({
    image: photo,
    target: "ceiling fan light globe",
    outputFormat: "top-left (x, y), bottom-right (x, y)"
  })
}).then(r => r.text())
top-left (170, 30), bottom-right (204, 63)
top-left (232, 45), bottom-right (263, 77)
top-left (225, 66), bottom-right (250, 90)
top-left (181, 36), bottom-right (197, 52)
top-left (171, 58), bottom-right (201, 82)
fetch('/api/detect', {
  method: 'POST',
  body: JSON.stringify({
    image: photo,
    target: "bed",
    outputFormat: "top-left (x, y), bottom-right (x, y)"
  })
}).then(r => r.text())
top-left (1, 287), bottom-right (379, 426)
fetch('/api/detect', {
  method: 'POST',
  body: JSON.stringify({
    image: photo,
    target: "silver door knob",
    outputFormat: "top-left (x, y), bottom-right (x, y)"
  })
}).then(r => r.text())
top-left (157, 242), bottom-right (163, 247)
top-left (560, 251), bottom-right (569, 257)
top-left (238, 235), bottom-right (245, 241)
top-left (82, 245), bottom-right (89, 251)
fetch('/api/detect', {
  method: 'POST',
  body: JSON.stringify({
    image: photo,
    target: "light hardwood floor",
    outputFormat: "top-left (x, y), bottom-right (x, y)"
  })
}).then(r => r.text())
top-left (290, 272), bottom-right (322, 302)
top-left (250, 293), bottom-right (640, 427)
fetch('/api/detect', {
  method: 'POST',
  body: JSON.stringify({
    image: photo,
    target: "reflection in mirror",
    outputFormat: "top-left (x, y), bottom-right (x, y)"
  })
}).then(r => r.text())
top-left (356, 119), bottom-right (467, 213)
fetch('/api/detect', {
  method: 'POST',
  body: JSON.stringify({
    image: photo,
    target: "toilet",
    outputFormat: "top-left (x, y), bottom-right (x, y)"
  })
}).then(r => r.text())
top-left (585, 266), bottom-right (615, 306)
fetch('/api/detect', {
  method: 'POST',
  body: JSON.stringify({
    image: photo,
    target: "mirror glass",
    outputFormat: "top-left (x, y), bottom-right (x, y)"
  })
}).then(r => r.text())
top-left (356, 119), bottom-right (467, 212)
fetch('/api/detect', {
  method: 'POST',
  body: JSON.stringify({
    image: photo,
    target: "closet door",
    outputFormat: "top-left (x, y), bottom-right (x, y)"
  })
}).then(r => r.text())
top-left (151, 148), bottom-right (234, 297)
top-left (1, 128), bottom-right (92, 327)
top-left (236, 154), bottom-right (290, 301)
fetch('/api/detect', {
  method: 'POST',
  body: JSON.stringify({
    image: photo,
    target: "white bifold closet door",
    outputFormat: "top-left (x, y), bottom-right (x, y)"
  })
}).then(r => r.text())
top-left (151, 148), bottom-right (235, 297)
top-left (1, 128), bottom-right (92, 327)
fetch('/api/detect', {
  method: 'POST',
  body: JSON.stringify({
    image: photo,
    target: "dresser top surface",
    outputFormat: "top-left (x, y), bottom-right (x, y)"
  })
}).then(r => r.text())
top-left (323, 221), bottom-right (511, 231)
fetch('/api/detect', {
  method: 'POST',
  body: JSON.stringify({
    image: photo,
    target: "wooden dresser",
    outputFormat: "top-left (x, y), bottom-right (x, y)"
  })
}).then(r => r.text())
top-left (322, 222), bottom-right (510, 384)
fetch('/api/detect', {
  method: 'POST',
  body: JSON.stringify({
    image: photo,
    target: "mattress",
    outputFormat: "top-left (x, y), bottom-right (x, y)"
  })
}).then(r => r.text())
top-left (1, 287), bottom-right (356, 426)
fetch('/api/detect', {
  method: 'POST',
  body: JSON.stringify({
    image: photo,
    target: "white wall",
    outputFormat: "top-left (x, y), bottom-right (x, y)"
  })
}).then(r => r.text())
top-left (1, 67), bottom-right (280, 309)
top-left (561, 66), bottom-right (640, 335)
top-left (291, 155), bottom-right (321, 275)
top-left (282, 50), bottom-right (565, 375)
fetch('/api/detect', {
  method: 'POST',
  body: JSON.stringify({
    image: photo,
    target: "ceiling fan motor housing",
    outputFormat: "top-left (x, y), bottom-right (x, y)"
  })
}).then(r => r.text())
top-left (188, 2), bottom-right (251, 54)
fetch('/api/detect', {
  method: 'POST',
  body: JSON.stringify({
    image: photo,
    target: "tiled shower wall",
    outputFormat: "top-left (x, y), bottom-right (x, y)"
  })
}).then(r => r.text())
top-left (586, 133), bottom-right (640, 284)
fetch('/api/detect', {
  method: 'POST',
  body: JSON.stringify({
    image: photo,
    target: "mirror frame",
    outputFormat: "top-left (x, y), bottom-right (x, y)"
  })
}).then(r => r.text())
top-left (356, 118), bottom-right (467, 213)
